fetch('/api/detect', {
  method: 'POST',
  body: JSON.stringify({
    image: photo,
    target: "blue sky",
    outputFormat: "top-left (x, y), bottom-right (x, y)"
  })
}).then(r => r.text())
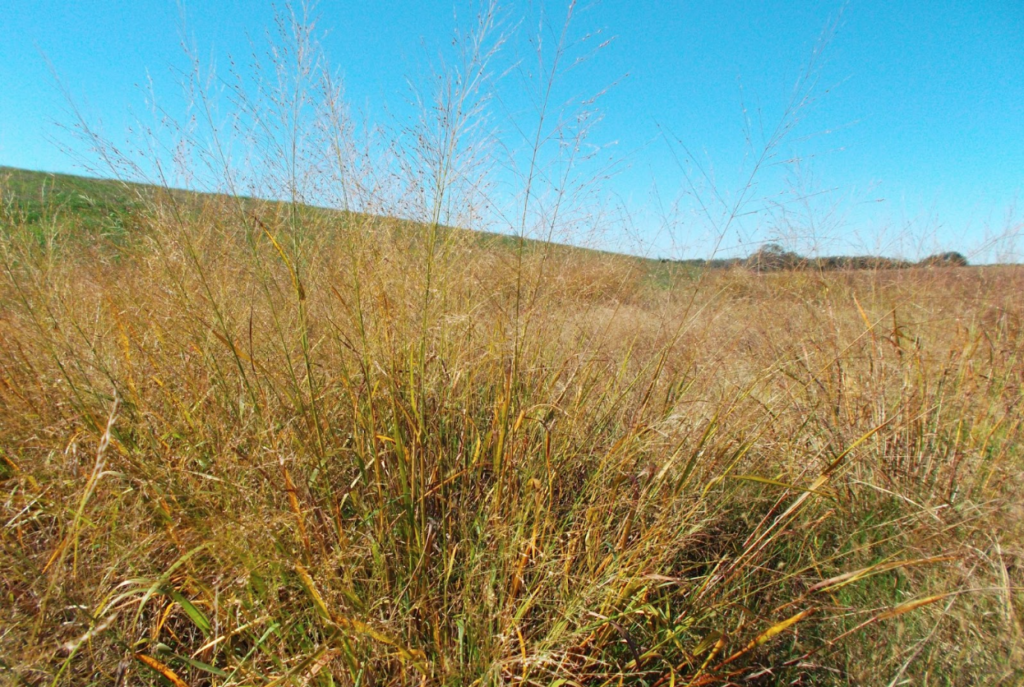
top-left (2, 1), bottom-right (1022, 260)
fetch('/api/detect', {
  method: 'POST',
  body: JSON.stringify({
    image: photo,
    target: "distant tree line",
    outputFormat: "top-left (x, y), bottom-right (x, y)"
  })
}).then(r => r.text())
top-left (661, 244), bottom-right (968, 272)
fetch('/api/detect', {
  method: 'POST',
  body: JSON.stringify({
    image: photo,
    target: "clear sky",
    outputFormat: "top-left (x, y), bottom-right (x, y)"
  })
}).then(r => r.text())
top-left (2, 1), bottom-right (1022, 260)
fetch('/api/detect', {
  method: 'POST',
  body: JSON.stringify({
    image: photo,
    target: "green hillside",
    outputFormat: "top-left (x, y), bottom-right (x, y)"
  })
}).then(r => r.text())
top-left (1, 166), bottom-right (148, 234)
top-left (0, 165), bottom-right (603, 256)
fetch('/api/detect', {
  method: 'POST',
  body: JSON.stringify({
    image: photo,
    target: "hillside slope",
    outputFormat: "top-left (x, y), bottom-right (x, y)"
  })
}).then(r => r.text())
top-left (1, 162), bottom-right (1021, 685)
top-left (0, 166), bottom-right (629, 262)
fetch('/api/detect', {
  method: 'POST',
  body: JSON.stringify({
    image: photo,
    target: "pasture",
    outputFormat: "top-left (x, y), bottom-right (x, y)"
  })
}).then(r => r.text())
top-left (1, 167), bottom-right (1022, 684)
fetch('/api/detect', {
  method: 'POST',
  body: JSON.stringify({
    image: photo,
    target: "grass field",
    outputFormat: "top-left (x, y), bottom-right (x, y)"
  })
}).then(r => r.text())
top-left (1, 164), bottom-right (1022, 686)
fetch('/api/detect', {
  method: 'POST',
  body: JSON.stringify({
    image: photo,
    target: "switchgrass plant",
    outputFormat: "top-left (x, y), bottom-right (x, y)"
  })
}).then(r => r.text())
top-left (2, 4), bottom-right (1023, 686)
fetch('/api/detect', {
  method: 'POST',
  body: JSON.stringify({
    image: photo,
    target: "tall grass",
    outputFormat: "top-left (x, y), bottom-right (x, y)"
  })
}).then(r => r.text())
top-left (2, 4), bottom-right (1023, 685)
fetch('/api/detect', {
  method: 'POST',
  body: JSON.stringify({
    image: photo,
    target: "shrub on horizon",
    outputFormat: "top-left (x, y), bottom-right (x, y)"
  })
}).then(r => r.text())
top-left (918, 251), bottom-right (969, 267)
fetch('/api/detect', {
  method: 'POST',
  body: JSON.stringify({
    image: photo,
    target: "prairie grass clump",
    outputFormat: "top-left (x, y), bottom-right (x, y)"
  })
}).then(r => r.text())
top-left (3, 173), bottom-right (1023, 686)
top-left (2, 5), bottom-right (1023, 686)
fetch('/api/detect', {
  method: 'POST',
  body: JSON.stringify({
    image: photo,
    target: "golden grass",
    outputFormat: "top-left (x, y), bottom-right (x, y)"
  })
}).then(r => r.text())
top-left (1, 193), bottom-right (1022, 685)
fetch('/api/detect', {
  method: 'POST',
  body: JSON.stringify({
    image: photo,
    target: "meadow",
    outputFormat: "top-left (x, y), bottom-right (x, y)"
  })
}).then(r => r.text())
top-left (1, 166), bottom-right (1022, 686)
top-left (2, 3), bottom-right (1024, 681)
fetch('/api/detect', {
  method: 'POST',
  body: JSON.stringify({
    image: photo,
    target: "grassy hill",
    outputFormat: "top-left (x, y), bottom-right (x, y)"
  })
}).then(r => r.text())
top-left (0, 165), bottom-right (706, 293)
top-left (0, 166), bottom-right (617, 258)
top-left (2, 166), bottom-right (963, 280)
top-left (1, 166), bottom-right (146, 234)
top-left (1, 164), bottom-right (1021, 685)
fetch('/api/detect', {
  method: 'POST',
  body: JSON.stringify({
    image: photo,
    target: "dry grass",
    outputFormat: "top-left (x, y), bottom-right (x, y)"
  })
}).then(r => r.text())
top-left (2, 3), bottom-right (1023, 682)
top-left (1, 193), bottom-right (1022, 685)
